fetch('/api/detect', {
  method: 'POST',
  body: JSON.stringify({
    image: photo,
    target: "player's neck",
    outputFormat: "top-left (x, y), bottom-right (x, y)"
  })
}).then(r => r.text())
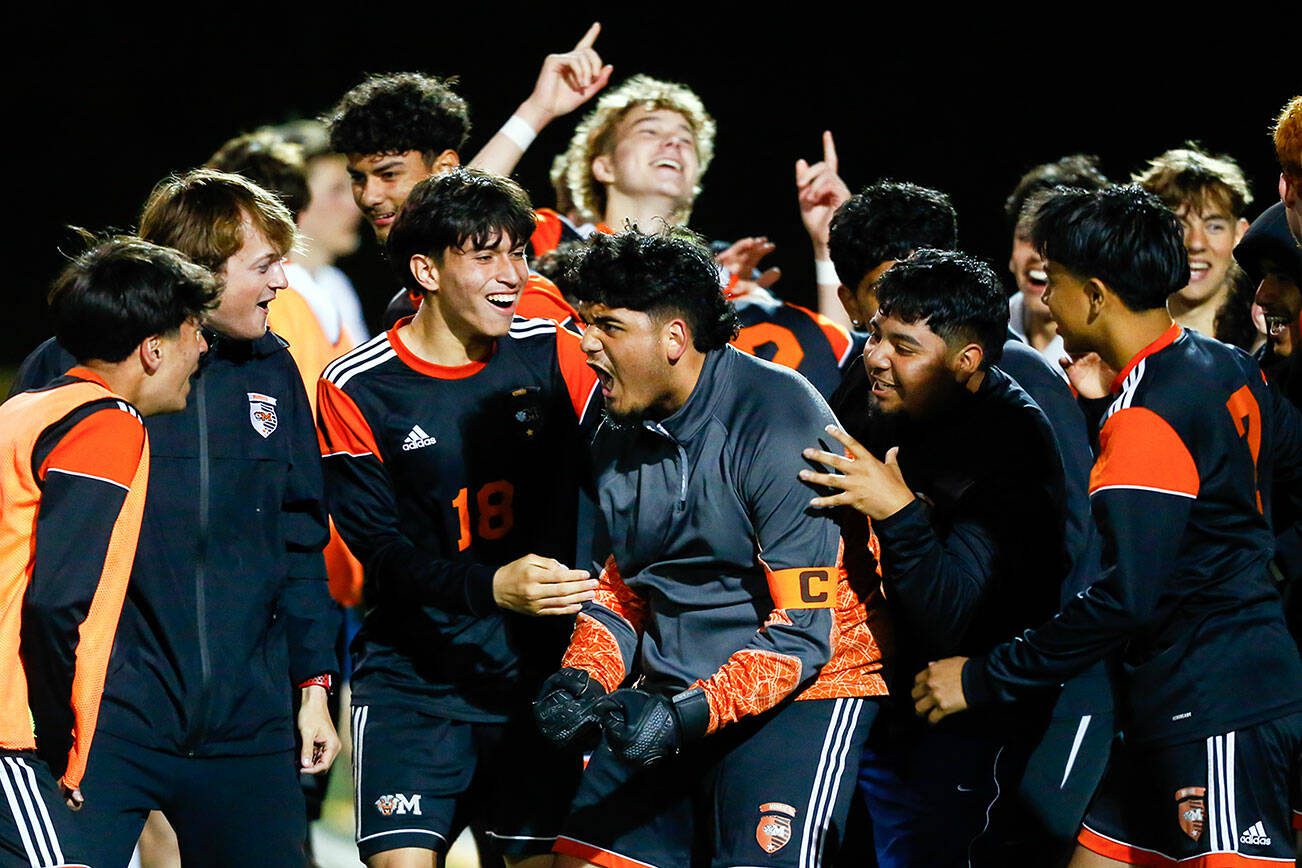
top-left (402, 303), bottom-right (494, 367)
top-left (1102, 310), bottom-right (1178, 374)
top-left (1167, 283), bottom-right (1228, 339)
top-left (1023, 304), bottom-right (1059, 352)
top-left (604, 191), bottom-right (682, 233)
top-left (81, 360), bottom-right (148, 410)
top-left (654, 350), bottom-right (709, 421)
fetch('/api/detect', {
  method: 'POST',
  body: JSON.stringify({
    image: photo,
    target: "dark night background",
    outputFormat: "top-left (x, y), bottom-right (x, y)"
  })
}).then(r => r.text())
top-left (11, 11), bottom-right (1295, 364)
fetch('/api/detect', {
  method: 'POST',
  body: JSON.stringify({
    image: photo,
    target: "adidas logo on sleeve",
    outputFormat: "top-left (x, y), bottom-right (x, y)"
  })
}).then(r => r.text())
top-left (402, 425), bottom-right (438, 451)
top-left (1239, 820), bottom-right (1271, 846)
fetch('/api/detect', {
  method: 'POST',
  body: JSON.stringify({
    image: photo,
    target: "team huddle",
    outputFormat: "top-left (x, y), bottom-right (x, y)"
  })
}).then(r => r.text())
top-left (2, 24), bottom-right (1300, 868)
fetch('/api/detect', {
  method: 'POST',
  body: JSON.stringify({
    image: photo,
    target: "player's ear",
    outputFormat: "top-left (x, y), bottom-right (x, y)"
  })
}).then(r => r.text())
top-left (950, 341), bottom-right (984, 380)
top-left (428, 149), bottom-right (460, 175)
top-left (664, 318), bottom-right (690, 363)
top-left (592, 154), bottom-right (616, 185)
top-left (838, 284), bottom-right (861, 326)
top-left (1085, 277), bottom-right (1109, 320)
top-left (139, 334), bottom-right (164, 375)
top-left (410, 254), bottom-right (440, 295)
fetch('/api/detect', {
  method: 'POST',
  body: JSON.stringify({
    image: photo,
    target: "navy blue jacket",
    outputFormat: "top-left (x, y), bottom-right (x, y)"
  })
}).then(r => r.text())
top-left (13, 332), bottom-right (337, 757)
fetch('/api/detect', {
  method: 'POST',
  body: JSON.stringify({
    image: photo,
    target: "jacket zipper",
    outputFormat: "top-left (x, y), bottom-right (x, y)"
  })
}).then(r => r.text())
top-left (187, 372), bottom-right (212, 754)
top-left (648, 422), bottom-right (689, 508)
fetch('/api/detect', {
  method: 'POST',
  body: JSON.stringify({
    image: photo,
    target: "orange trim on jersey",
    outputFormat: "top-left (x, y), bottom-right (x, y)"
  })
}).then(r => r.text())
top-left (695, 649), bottom-right (803, 733)
top-left (765, 566), bottom-right (838, 609)
top-left (530, 210), bottom-right (565, 258)
top-left (1110, 323), bottom-right (1182, 394)
top-left (553, 836), bottom-right (657, 868)
top-left (556, 326), bottom-right (599, 420)
top-left (1077, 824), bottom-right (1286, 867)
top-left (562, 613), bottom-right (626, 693)
top-left (387, 316), bottom-right (490, 380)
top-left (316, 379), bottom-right (383, 461)
top-left (65, 367), bottom-right (109, 389)
top-left (734, 322), bottom-right (807, 369)
top-left (1090, 407), bottom-right (1200, 499)
top-left (39, 408), bottom-right (146, 489)
top-left (517, 273), bottom-right (579, 323)
top-left (792, 301), bottom-right (852, 363)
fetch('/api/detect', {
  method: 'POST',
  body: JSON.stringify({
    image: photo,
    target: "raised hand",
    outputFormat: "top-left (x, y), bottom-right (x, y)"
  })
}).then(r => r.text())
top-left (520, 22), bottom-right (614, 127)
top-left (800, 425), bottom-right (916, 521)
top-left (796, 131), bottom-right (851, 253)
top-left (716, 236), bottom-right (781, 295)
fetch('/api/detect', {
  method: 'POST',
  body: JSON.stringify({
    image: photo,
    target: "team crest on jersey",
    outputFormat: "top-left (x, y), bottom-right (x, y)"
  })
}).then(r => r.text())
top-left (755, 802), bottom-right (796, 854)
top-left (247, 392), bottom-right (278, 438)
top-left (1174, 786), bottom-right (1206, 841)
top-left (375, 793), bottom-right (422, 816)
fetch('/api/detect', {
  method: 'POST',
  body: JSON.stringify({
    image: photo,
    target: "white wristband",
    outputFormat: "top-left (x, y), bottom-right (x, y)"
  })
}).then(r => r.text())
top-left (814, 258), bottom-right (840, 285)
top-left (500, 115), bottom-right (537, 151)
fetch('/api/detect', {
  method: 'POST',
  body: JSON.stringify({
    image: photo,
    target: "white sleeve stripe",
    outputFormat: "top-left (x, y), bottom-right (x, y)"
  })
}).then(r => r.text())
top-left (1088, 483), bottom-right (1196, 500)
top-left (45, 467), bottom-right (131, 492)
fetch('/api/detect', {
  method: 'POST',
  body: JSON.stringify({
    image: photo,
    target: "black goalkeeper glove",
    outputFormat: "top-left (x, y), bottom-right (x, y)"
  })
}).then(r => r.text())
top-left (595, 687), bottom-right (711, 767)
top-left (533, 667), bottom-right (607, 749)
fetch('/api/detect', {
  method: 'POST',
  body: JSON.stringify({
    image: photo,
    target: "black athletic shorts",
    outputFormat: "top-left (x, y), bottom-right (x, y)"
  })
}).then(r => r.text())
top-left (1078, 711), bottom-right (1302, 865)
top-left (555, 696), bottom-right (878, 868)
top-left (0, 751), bottom-right (86, 868)
top-left (351, 702), bottom-right (583, 860)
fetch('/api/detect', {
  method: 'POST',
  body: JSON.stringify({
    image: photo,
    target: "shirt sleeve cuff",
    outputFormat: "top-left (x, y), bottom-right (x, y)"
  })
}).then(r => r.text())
top-left (872, 497), bottom-right (930, 543)
top-left (961, 654), bottom-right (996, 707)
top-left (465, 563), bottom-right (499, 616)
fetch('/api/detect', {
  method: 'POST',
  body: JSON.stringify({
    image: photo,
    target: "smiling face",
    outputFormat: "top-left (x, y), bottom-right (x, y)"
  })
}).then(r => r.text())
top-left (862, 310), bottom-right (964, 420)
top-left (578, 302), bottom-right (679, 423)
top-left (592, 107), bottom-right (700, 212)
top-left (1172, 199), bottom-right (1246, 306)
top-left (346, 150), bottom-right (436, 240)
top-left (207, 220), bottom-right (288, 340)
top-left (1009, 229), bottom-right (1051, 316)
top-left (422, 234), bottom-right (529, 342)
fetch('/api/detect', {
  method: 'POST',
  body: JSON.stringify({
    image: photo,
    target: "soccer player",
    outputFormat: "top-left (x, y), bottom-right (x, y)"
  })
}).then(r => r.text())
top-left (12, 170), bottom-right (342, 867)
top-left (316, 168), bottom-right (600, 868)
top-left (914, 185), bottom-right (1302, 866)
top-left (1004, 155), bottom-right (1111, 371)
top-left (800, 250), bottom-right (1076, 866)
top-left (826, 182), bottom-right (1109, 861)
top-left (326, 33), bottom-right (606, 330)
top-left (1134, 145), bottom-right (1253, 342)
top-left (1, 238), bottom-right (213, 868)
top-left (533, 228), bottom-right (889, 868)
top-left (541, 77), bottom-right (855, 397)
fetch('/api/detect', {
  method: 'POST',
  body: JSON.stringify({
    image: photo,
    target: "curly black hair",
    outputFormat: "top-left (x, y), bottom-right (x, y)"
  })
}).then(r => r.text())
top-left (874, 249), bottom-right (1009, 368)
top-left (1031, 185), bottom-right (1189, 312)
top-left (50, 235), bottom-right (220, 364)
top-left (566, 229), bottom-right (739, 352)
top-left (386, 168), bottom-right (536, 296)
top-left (1004, 155), bottom-right (1110, 229)
top-left (324, 72), bottom-right (470, 158)
top-left (829, 180), bottom-right (958, 288)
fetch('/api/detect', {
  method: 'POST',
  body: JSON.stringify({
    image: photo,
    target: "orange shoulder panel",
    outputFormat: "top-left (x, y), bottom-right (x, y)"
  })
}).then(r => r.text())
top-left (790, 301), bottom-right (852, 361)
top-left (518, 273), bottom-right (579, 322)
top-left (39, 407), bottom-right (145, 489)
top-left (555, 326), bottom-right (599, 420)
top-left (531, 209), bottom-right (565, 258)
top-left (316, 379), bottom-right (382, 461)
top-left (1090, 406), bottom-right (1199, 498)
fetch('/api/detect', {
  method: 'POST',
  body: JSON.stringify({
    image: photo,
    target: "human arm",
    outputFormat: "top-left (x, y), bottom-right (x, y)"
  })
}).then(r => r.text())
top-left (914, 405), bottom-right (1198, 721)
top-left (23, 403), bottom-right (147, 790)
top-left (468, 22), bottom-right (612, 177)
top-left (796, 132), bottom-right (851, 327)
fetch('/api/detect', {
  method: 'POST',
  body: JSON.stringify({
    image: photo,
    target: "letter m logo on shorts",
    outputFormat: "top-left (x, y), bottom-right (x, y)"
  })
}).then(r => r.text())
top-left (375, 793), bottom-right (422, 816)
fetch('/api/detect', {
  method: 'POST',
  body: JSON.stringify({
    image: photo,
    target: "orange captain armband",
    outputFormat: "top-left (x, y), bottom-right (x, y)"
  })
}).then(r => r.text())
top-left (765, 567), bottom-right (837, 609)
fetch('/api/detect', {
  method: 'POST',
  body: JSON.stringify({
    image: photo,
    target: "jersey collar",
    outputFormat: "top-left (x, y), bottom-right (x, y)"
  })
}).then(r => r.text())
top-left (1110, 322), bottom-right (1182, 394)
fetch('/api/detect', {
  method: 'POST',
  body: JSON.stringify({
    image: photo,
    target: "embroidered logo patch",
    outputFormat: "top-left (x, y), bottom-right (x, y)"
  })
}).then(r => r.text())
top-left (1174, 786), bottom-right (1206, 841)
top-left (756, 802), bottom-right (796, 854)
top-left (375, 793), bottom-right (422, 816)
top-left (247, 392), bottom-right (278, 438)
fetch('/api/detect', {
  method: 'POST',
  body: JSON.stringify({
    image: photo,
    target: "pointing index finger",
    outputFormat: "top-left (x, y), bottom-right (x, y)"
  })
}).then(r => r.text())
top-left (822, 424), bottom-right (870, 461)
top-left (822, 130), bottom-right (838, 172)
top-left (575, 21), bottom-right (601, 50)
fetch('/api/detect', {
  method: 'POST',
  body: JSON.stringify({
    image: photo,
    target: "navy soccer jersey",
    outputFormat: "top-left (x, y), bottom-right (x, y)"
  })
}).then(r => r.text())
top-left (967, 325), bottom-right (1302, 747)
top-left (731, 292), bottom-right (855, 400)
top-left (317, 315), bottom-right (600, 722)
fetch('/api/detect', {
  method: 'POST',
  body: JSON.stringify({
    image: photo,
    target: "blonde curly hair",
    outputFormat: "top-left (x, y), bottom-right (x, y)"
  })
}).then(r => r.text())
top-left (1275, 96), bottom-right (1302, 181)
top-left (554, 75), bottom-right (716, 225)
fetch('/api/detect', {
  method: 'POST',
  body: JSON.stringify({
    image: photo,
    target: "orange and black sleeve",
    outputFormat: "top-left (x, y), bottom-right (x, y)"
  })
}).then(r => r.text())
top-left (967, 405), bottom-right (1199, 706)
top-left (24, 402), bottom-right (147, 787)
top-left (562, 555), bottom-right (647, 693)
